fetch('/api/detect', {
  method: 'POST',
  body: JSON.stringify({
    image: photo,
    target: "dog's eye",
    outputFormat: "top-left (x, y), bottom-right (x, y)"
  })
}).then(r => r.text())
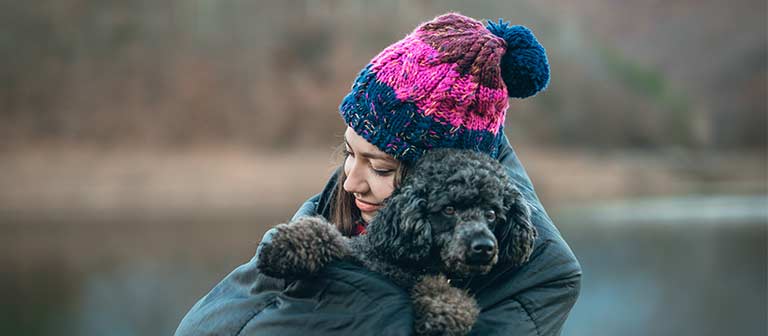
top-left (485, 210), bottom-right (497, 221)
top-left (442, 206), bottom-right (456, 216)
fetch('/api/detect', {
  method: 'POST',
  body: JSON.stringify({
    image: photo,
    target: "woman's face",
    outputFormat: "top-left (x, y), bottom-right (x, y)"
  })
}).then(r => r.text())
top-left (343, 127), bottom-right (400, 223)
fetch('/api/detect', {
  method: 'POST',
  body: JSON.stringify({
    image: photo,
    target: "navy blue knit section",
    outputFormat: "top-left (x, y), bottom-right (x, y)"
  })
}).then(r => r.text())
top-left (486, 20), bottom-right (550, 98)
top-left (339, 65), bottom-right (501, 164)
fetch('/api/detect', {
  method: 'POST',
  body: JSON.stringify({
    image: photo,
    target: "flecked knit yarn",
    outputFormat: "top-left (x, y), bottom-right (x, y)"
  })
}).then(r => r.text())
top-left (339, 13), bottom-right (549, 163)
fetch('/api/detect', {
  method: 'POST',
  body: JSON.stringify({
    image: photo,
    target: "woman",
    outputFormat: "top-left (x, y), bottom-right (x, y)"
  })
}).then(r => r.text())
top-left (176, 13), bottom-right (581, 336)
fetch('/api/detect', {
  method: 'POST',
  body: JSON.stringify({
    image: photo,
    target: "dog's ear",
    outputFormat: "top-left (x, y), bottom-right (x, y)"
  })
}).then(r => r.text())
top-left (496, 183), bottom-right (538, 266)
top-left (367, 185), bottom-right (432, 264)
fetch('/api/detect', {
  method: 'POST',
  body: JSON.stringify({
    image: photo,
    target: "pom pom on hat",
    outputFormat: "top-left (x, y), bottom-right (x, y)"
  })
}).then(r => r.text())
top-left (486, 19), bottom-right (550, 98)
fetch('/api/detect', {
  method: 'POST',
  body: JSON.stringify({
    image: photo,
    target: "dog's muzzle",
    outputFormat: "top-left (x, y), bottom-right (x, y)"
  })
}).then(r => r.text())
top-left (467, 233), bottom-right (497, 265)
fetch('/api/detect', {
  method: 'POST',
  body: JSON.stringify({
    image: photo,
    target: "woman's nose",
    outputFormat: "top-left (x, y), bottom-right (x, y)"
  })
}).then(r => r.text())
top-left (343, 161), bottom-right (368, 194)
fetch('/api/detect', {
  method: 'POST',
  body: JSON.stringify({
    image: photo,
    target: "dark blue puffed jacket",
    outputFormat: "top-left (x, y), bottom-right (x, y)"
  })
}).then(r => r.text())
top-left (174, 134), bottom-right (582, 336)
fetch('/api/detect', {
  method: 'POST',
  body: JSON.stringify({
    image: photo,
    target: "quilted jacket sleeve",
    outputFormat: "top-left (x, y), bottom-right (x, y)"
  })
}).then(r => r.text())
top-left (174, 176), bottom-right (414, 336)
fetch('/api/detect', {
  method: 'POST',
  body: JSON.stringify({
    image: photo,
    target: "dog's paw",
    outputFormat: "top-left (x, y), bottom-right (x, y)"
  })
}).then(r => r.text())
top-left (256, 216), bottom-right (350, 278)
top-left (411, 274), bottom-right (479, 336)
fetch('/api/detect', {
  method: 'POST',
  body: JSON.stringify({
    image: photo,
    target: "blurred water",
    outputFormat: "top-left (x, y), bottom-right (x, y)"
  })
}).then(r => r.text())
top-left (558, 195), bottom-right (767, 336)
top-left (0, 195), bottom-right (765, 336)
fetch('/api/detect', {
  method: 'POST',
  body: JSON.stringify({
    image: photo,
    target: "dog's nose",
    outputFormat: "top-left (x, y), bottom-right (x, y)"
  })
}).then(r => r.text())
top-left (468, 237), bottom-right (496, 264)
top-left (471, 238), bottom-right (495, 254)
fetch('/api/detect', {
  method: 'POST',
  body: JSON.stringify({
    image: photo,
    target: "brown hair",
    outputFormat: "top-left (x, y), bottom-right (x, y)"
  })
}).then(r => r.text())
top-left (331, 149), bottom-right (410, 237)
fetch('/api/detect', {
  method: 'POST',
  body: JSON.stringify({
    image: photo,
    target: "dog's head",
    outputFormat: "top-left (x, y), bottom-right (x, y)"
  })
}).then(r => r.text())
top-left (366, 149), bottom-right (537, 277)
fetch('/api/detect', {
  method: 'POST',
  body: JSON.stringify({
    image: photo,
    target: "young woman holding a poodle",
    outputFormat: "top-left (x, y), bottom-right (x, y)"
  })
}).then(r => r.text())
top-left (176, 13), bottom-right (581, 336)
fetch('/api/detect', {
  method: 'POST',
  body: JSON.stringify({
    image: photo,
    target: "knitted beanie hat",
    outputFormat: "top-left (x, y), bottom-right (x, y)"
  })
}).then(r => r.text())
top-left (339, 13), bottom-right (549, 163)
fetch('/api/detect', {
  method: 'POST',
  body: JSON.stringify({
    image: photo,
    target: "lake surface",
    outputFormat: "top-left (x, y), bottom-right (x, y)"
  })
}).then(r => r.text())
top-left (558, 195), bottom-right (767, 336)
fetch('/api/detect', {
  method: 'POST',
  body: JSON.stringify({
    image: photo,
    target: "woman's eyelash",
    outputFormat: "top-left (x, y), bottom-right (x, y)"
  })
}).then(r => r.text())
top-left (372, 168), bottom-right (394, 176)
top-left (344, 148), bottom-right (393, 176)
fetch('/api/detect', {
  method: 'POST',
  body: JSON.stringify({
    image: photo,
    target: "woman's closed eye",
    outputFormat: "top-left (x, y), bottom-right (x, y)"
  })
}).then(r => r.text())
top-left (345, 148), bottom-right (395, 177)
top-left (371, 166), bottom-right (395, 176)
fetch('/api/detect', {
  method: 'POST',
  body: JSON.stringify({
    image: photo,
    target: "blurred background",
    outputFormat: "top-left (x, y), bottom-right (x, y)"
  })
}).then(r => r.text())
top-left (0, 0), bottom-right (765, 335)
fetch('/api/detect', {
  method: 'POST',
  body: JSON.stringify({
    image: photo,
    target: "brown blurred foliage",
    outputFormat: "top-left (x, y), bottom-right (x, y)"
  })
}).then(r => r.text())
top-left (0, 0), bottom-right (765, 150)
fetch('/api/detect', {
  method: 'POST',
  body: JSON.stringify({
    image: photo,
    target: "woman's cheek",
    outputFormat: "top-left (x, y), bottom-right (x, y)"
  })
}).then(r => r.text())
top-left (381, 178), bottom-right (396, 199)
top-left (343, 155), bottom-right (353, 176)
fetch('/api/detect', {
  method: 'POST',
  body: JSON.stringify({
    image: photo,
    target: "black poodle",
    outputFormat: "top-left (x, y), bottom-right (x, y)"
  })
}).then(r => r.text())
top-left (258, 148), bottom-right (537, 335)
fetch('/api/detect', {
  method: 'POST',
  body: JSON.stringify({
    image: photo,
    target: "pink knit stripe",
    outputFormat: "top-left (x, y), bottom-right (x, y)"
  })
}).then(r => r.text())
top-left (369, 37), bottom-right (507, 133)
top-left (369, 35), bottom-right (449, 100)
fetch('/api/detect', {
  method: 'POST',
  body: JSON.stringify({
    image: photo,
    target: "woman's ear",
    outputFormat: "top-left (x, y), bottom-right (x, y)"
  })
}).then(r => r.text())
top-left (496, 183), bottom-right (537, 266)
top-left (366, 185), bottom-right (432, 264)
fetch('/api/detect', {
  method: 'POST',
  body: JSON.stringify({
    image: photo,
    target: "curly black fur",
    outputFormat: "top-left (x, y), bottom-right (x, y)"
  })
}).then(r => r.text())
top-left (257, 216), bottom-right (350, 279)
top-left (258, 148), bottom-right (537, 335)
top-left (367, 149), bottom-right (537, 272)
top-left (411, 274), bottom-right (479, 336)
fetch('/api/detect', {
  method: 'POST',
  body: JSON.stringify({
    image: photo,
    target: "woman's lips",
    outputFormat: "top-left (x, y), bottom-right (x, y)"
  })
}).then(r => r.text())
top-left (355, 199), bottom-right (382, 213)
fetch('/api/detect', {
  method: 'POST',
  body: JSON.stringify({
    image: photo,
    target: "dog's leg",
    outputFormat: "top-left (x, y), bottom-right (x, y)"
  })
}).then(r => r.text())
top-left (411, 274), bottom-right (479, 336)
top-left (257, 216), bottom-right (350, 278)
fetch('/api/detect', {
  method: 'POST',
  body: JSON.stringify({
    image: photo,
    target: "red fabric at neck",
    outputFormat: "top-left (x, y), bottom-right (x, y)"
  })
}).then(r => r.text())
top-left (352, 219), bottom-right (367, 236)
